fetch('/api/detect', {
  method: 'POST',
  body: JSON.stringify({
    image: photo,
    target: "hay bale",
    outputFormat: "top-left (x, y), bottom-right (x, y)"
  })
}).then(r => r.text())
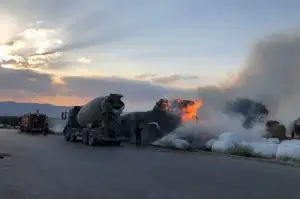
top-left (268, 124), bottom-right (287, 141)
top-left (266, 120), bottom-right (280, 128)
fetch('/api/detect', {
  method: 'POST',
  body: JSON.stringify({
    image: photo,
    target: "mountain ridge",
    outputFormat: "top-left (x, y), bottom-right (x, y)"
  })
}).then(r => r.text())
top-left (0, 101), bottom-right (69, 117)
top-left (0, 101), bottom-right (130, 117)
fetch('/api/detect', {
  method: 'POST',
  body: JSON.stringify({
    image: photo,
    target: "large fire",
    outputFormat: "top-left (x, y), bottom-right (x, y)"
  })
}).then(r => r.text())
top-left (180, 99), bottom-right (203, 123)
top-left (168, 99), bottom-right (203, 123)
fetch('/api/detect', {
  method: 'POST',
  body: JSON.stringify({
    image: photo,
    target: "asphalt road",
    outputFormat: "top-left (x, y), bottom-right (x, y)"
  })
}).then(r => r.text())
top-left (1, 129), bottom-right (300, 199)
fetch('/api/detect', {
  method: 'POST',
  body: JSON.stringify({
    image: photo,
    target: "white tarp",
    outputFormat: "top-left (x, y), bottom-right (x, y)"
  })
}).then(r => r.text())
top-left (211, 140), bottom-right (236, 153)
top-left (210, 132), bottom-right (279, 158)
top-left (245, 142), bottom-right (278, 158)
top-left (276, 140), bottom-right (300, 160)
top-left (205, 139), bottom-right (217, 150)
top-left (171, 139), bottom-right (190, 149)
top-left (206, 132), bottom-right (300, 161)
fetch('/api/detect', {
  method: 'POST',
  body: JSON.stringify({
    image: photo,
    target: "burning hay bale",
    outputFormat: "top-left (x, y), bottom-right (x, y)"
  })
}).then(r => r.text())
top-left (266, 120), bottom-right (280, 128)
top-left (289, 117), bottom-right (300, 138)
top-left (266, 122), bottom-right (287, 141)
top-left (120, 110), bottom-right (181, 143)
top-left (120, 98), bottom-right (203, 144)
top-left (268, 124), bottom-right (288, 140)
top-left (225, 98), bottom-right (269, 129)
top-left (168, 99), bottom-right (202, 123)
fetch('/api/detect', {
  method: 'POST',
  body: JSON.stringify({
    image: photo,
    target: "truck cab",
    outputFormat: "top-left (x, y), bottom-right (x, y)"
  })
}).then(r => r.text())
top-left (20, 110), bottom-right (48, 134)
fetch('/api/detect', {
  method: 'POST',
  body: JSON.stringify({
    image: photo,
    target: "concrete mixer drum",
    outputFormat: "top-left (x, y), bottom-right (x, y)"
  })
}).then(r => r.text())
top-left (63, 94), bottom-right (125, 146)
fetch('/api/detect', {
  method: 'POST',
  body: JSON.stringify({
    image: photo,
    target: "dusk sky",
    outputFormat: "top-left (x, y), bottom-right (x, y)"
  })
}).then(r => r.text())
top-left (0, 0), bottom-right (299, 110)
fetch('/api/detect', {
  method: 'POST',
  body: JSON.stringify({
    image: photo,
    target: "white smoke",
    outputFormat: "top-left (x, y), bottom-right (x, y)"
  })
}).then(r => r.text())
top-left (154, 108), bottom-right (267, 149)
top-left (48, 118), bottom-right (66, 134)
top-left (155, 30), bottom-right (300, 148)
top-left (233, 32), bottom-right (300, 125)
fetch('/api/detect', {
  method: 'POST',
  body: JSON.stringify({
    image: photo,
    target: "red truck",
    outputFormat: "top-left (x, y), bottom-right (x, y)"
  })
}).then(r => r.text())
top-left (19, 110), bottom-right (49, 135)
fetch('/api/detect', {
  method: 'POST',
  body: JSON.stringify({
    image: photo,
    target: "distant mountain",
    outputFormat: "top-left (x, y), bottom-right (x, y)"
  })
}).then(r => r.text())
top-left (0, 101), bottom-right (69, 117)
top-left (0, 101), bottom-right (132, 118)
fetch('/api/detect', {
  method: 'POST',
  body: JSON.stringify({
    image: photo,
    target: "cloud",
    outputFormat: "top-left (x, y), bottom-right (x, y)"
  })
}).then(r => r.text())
top-left (0, 21), bottom-right (89, 72)
top-left (151, 74), bottom-right (199, 84)
top-left (77, 57), bottom-right (91, 64)
top-left (0, 66), bottom-right (182, 110)
top-left (135, 73), bottom-right (199, 84)
top-left (64, 76), bottom-right (177, 102)
top-left (0, 67), bottom-right (53, 94)
top-left (0, 25), bottom-right (63, 69)
top-left (0, 18), bottom-right (186, 109)
top-left (135, 73), bottom-right (156, 79)
top-left (52, 27), bottom-right (138, 53)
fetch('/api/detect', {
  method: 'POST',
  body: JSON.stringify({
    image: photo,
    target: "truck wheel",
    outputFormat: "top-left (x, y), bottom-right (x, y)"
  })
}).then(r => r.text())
top-left (82, 131), bottom-right (89, 145)
top-left (64, 133), bottom-right (70, 141)
top-left (88, 133), bottom-right (97, 146)
top-left (64, 128), bottom-right (71, 141)
top-left (70, 131), bottom-right (77, 142)
top-left (20, 126), bottom-right (24, 133)
top-left (114, 141), bottom-right (121, 146)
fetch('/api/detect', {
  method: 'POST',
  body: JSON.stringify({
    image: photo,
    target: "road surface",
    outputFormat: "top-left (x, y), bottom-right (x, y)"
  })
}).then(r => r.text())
top-left (1, 129), bottom-right (300, 199)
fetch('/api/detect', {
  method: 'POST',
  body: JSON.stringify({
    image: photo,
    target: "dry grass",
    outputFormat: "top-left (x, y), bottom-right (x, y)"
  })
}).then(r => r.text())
top-left (277, 156), bottom-right (300, 164)
top-left (225, 147), bottom-right (265, 158)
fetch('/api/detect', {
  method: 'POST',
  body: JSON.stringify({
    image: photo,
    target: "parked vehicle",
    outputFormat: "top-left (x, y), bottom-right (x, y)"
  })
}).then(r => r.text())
top-left (20, 110), bottom-right (48, 134)
top-left (63, 94), bottom-right (125, 146)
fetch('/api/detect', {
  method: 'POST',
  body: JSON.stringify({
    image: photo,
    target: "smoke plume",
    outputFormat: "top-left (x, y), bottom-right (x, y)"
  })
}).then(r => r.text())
top-left (236, 33), bottom-right (300, 125)
top-left (196, 31), bottom-right (300, 125)
top-left (156, 31), bottom-right (300, 147)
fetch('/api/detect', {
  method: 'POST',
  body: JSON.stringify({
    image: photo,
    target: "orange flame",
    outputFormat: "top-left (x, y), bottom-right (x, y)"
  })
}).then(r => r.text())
top-left (181, 99), bottom-right (203, 123)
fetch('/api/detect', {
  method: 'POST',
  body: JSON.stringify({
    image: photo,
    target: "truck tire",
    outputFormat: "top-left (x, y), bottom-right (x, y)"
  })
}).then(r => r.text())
top-left (70, 131), bottom-right (77, 142)
top-left (64, 128), bottom-right (71, 141)
top-left (82, 131), bottom-right (89, 145)
top-left (64, 133), bottom-right (70, 141)
top-left (88, 132), bottom-right (97, 146)
top-left (20, 125), bottom-right (24, 132)
top-left (114, 140), bottom-right (121, 146)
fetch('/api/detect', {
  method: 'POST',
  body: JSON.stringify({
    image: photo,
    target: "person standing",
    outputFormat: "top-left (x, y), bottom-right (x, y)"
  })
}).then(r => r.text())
top-left (43, 122), bottom-right (49, 136)
top-left (64, 111), bottom-right (68, 120)
top-left (292, 117), bottom-right (300, 138)
top-left (135, 122), bottom-right (143, 147)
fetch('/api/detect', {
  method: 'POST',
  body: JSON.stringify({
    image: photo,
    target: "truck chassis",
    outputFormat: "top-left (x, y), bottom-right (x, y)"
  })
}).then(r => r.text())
top-left (64, 127), bottom-right (122, 146)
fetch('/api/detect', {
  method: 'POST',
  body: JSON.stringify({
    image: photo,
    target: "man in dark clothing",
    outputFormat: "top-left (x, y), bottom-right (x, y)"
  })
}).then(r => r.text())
top-left (292, 118), bottom-right (300, 139)
top-left (135, 122), bottom-right (143, 147)
top-left (43, 122), bottom-right (49, 136)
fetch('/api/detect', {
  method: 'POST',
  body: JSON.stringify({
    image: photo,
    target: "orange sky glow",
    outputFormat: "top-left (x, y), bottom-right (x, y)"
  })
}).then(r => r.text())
top-left (0, 95), bottom-right (91, 106)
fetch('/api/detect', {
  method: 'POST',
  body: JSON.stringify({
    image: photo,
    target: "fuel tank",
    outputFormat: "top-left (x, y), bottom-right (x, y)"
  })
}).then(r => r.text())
top-left (76, 94), bottom-right (125, 127)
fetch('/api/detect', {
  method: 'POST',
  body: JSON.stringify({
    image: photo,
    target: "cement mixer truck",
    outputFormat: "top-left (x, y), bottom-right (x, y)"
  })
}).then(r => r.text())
top-left (63, 94), bottom-right (125, 146)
